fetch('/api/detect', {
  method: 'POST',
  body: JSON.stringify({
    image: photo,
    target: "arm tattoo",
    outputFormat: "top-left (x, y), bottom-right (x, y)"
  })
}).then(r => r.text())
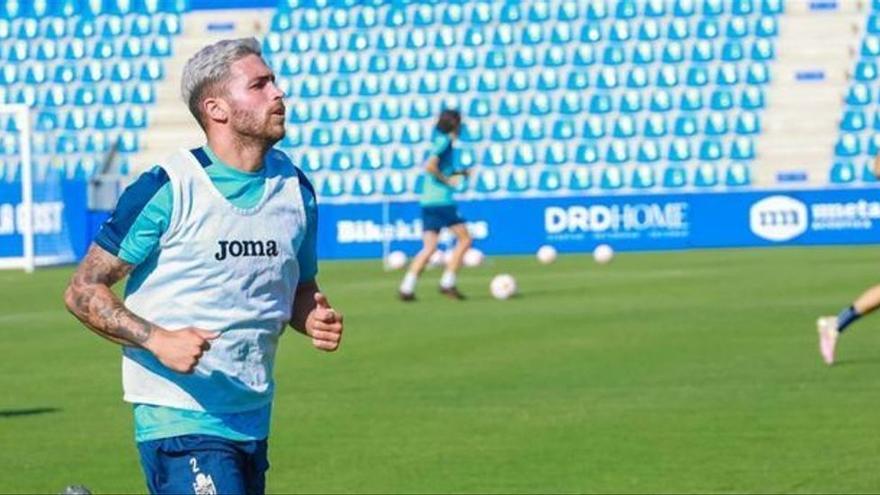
top-left (64, 244), bottom-right (155, 346)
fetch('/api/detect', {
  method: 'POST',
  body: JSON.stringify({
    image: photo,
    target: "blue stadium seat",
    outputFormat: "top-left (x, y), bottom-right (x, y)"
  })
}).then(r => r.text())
top-left (348, 101), bottom-right (371, 122)
top-left (736, 112), bottom-right (761, 135)
top-left (537, 70), bottom-right (559, 91)
top-left (550, 24), bottom-right (572, 46)
top-left (841, 110), bottom-right (867, 132)
top-left (355, 7), bottom-right (377, 29)
top-left (484, 51), bottom-right (506, 69)
top-left (661, 42), bottom-right (684, 63)
top-left (670, 18), bottom-right (691, 37)
top-left (589, 93), bottom-right (613, 114)
top-left (320, 174), bottom-right (345, 197)
top-left (663, 166), bottom-right (688, 188)
top-left (668, 138), bottom-right (693, 161)
top-left (605, 140), bottom-right (630, 164)
top-left (691, 40), bottom-right (715, 62)
top-left (521, 119), bottom-right (545, 141)
top-left (725, 163), bottom-right (751, 186)
top-left (830, 161), bottom-right (856, 184)
top-left (740, 87), bottom-right (765, 109)
top-left (579, 23), bottom-right (602, 43)
top-left (696, 19), bottom-right (720, 39)
top-left (310, 127), bottom-right (333, 147)
top-left (468, 98), bottom-right (491, 118)
top-left (390, 149), bottom-right (414, 170)
top-left (862, 161), bottom-right (879, 182)
top-left (559, 93), bottom-right (583, 114)
top-left (457, 122), bottom-right (481, 142)
top-left (576, 143), bottom-right (600, 165)
top-left (710, 89), bottom-right (734, 110)
top-left (506, 71), bottom-right (530, 92)
top-left (544, 143), bottom-right (568, 166)
top-left (341, 126), bottom-right (363, 146)
top-left (300, 151), bottom-right (323, 172)
top-left (627, 67), bottom-right (650, 88)
top-left (567, 167), bottom-right (593, 191)
top-left (63, 39), bottom-right (85, 60)
top-left (726, 17), bottom-right (749, 39)
top-left (117, 131), bottom-right (140, 153)
top-left (382, 172), bottom-right (408, 196)
top-left (506, 168), bottom-right (531, 193)
top-left (538, 169), bottom-right (563, 192)
top-left (694, 163), bottom-right (719, 187)
top-left (705, 113), bottom-right (728, 135)
top-left (358, 75), bottom-right (380, 96)
top-left (475, 169), bottom-right (500, 193)
top-left (680, 88), bottom-right (704, 111)
top-left (632, 42), bottom-right (655, 64)
top-left (492, 24), bottom-right (514, 46)
top-left (529, 94), bottom-right (552, 116)
top-left (613, 115), bottom-right (637, 138)
top-left (762, 0), bottom-right (784, 14)
top-left (631, 165), bottom-right (656, 189)
top-left (656, 66), bottom-right (679, 87)
top-left (730, 137), bottom-right (756, 160)
top-left (455, 49), bottom-right (477, 70)
top-left (478, 72), bottom-right (500, 92)
top-left (498, 95), bottom-right (522, 117)
top-left (573, 46), bottom-right (596, 66)
top-left (600, 167), bottom-right (625, 190)
top-left (721, 41), bottom-right (745, 62)
top-left (751, 39), bottom-right (775, 61)
top-left (379, 100), bottom-right (401, 121)
top-left (110, 61), bottom-right (134, 82)
top-left (491, 119), bottom-right (515, 142)
top-left (674, 115), bottom-right (699, 137)
top-left (746, 63), bottom-right (770, 85)
top-left (854, 61), bottom-right (878, 82)
top-left (448, 74), bottom-right (470, 94)
top-left (637, 140), bottom-right (662, 163)
top-left (482, 145), bottom-right (506, 167)
top-left (123, 106), bottom-right (147, 129)
top-left (318, 102), bottom-right (342, 123)
top-left (566, 71), bottom-right (589, 90)
top-left (583, 116), bottom-right (606, 139)
top-left (513, 144), bottom-right (537, 167)
top-left (521, 24), bottom-right (544, 45)
top-left (281, 128), bottom-right (303, 149)
top-left (754, 16), bottom-right (778, 38)
top-left (649, 90), bottom-right (673, 112)
top-left (40, 85), bottom-right (65, 107)
top-left (609, 20), bottom-right (631, 42)
top-left (330, 151), bottom-right (354, 172)
top-left (686, 66), bottom-right (709, 86)
top-left (370, 125), bottom-right (392, 145)
top-left (699, 139), bottom-right (723, 161)
top-left (587, 1), bottom-right (609, 20)
top-left (845, 84), bottom-right (872, 106)
top-left (643, 114), bottom-right (668, 137)
top-left (867, 133), bottom-right (880, 156)
top-left (596, 67), bottom-right (619, 89)
top-left (418, 74), bottom-right (440, 94)
top-left (552, 119), bottom-right (576, 140)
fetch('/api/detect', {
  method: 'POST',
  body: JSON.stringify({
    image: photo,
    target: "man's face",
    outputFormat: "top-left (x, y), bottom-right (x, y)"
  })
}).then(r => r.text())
top-left (221, 54), bottom-right (286, 145)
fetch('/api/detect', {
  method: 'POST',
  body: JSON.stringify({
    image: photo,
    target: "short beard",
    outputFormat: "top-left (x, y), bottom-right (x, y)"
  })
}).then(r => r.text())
top-left (230, 105), bottom-right (284, 152)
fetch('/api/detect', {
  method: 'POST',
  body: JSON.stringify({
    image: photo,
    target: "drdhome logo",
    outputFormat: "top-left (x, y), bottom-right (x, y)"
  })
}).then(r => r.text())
top-left (749, 195), bottom-right (808, 242)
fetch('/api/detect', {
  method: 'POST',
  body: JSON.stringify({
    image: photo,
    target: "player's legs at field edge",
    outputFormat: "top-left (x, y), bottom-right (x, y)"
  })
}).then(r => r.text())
top-left (399, 230), bottom-right (439, 300)
top-left (817, 283), bottom-right (880, 365)
top-left (439, 222), bottom-right (472, 299)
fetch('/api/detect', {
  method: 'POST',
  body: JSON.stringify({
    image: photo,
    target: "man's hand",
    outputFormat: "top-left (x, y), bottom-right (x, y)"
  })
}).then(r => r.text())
top-left (305, 293), bottom-right (344, 352)
top-left (143, 327), bottom-right (220, 373)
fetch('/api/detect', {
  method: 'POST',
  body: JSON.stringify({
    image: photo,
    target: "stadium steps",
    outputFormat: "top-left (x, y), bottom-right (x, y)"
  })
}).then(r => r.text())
top-left (130, 9), bottom-right (272, 173)
top-left (753, 0), bottom-right (863, 187)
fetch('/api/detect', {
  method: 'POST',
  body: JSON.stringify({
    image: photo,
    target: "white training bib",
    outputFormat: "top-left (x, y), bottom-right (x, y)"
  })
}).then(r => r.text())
top-left (121, 148), bottom-right (307, 413)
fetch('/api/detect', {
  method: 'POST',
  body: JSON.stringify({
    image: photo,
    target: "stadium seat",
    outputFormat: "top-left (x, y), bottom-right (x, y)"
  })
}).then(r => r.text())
top-left (668, 138), bottom-right (693, 161)
top-left (663, 166), bottom-right (688, 188)
top-left (674, 115), bottom-right (699, 137)
top-left (845, 84), bottom-right (872, 106)
top-left (725, 163), bottom-right (751, 186)
top-left (341, 126), bottom-right (363, 147)
top-left (741, 87), bottom-right (765, 109)
top-left (600, 167), bottom-right (625, 189)
top-left (538, 169), bottom-right (562, 192)
top-left (631, 165), bottom-right (656, 189)
top-left (330, 151), bottom-right (354, 172)
top-left (529, 94), bottom-right (552, 116)
top-left (730, 137), bottom-right (756, 160)
top-left (637, 140), bottom-right (662, 163)
top-left (506, 168), bottom-right (531, 193)
top-left (692, 40), bottom-right (715, 62)
top-left (475, 169), bottom-right (500, 193)
top-left (482, 145), bottom-right (506, 167)
top-left (643, 114), bottom-right (668, 137)
top-left (841, 110), bottom-right (867, 132)
top-left (356, 150), bottom-right (381, 171)
top-left (736, 113), bottom-right (761, 135)
top-left (694, 163), bottom-right (719, 187)
top-left (680, 89), bottom-right (704, 111)
top-left (589, 94), bottom-right (613, 114)
top-left (566, 71), bottom-right (589, 90)
top-left (559, 93), bottom-right (583, 114)
top-left (830, 161), bottom-right (856, 183)
top-left (491, 119), bottom-right (515, 142)
top-left (606, 140), bottom-right (630, 164)
top-left (583, 116), bottom-right (606, 139)
top-left (568, 167), bottom-right (593, 191)
top-left (705, 113), bottom-right (729, 135)
top-left (613, 115), bottom-right (637, 138)
top-left (699, 139), bottom-right (724, 161)
top-left (649, 90), bottom-right (673, 112)
top-left (498, 96), bottom-right (522, 118)
top-left (552, 119), bottom-right (576, 140)
top-left (544, 143), bottom-right (568, 166)
top-left (576, 142), bottom-right (600, 165)
top-left (514, 143), bottom-right (537, 166)
top-left (320, 174), bottom-right (345, 197)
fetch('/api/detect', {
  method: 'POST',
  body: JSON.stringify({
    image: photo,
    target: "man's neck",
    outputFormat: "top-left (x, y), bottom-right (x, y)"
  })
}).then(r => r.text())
top-left (206, 134), bottom-right (268, 173)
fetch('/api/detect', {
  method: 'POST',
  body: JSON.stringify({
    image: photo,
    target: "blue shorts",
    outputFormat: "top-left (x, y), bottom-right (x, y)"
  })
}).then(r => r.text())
top-left (137, 434), bottom-right (269, 495)
top-left (421, 205), bottom-right (465, 232)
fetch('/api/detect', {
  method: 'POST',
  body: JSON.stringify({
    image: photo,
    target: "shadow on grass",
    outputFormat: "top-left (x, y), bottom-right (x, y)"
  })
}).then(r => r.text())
top-left (0, 407), bottom-right (60, 418)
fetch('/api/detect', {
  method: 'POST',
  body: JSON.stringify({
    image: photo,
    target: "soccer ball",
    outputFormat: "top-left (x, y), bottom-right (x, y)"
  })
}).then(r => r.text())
top-left (536, 245), bottom-right (557, 264)
top-left (593, 244), bottom-right (614, 264)
top-left (463, 248), bottom-right (484, 267)
top-left (385, 250), bottom-right (407, 270)
top-left (490, 274), bottom-right (517, 300)
top-left (428, 250), bottom-right (445, 268)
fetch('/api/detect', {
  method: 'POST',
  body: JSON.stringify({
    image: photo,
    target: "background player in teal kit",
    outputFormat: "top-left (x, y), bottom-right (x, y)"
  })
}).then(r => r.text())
top-left (63, 38), bottom-right (344, 494)
top-left (399, 109), bottom-right (473, 301)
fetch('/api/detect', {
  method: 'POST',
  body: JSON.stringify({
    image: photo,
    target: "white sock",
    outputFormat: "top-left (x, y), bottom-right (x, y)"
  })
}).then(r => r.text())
top-left (400, 272), bottom-right (418, 294)
top-left (440, 270), bottom-right (457, 289)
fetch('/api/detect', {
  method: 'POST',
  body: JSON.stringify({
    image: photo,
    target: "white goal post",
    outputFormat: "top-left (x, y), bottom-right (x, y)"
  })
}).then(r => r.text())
top-left (0, 104), bottom-right (35, 272)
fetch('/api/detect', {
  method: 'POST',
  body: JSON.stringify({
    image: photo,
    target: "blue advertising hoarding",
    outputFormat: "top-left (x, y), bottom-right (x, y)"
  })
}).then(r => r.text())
top-left (2, 179), bottom-right (879, 264)
top-left (317, 188), bottom-right (880, 259)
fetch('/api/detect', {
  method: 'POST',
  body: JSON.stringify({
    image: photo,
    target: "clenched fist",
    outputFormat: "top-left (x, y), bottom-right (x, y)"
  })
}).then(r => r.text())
top-left (143, 327), bottom-right (220, 373)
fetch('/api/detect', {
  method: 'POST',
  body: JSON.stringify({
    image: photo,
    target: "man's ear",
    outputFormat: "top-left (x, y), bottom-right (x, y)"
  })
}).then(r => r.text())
top-left (203, 96), bottom-right (229, 125)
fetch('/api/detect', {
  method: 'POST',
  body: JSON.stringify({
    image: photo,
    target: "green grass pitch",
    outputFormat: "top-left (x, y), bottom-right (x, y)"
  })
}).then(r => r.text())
top-left (2, 246), bottom-right (880, 493)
